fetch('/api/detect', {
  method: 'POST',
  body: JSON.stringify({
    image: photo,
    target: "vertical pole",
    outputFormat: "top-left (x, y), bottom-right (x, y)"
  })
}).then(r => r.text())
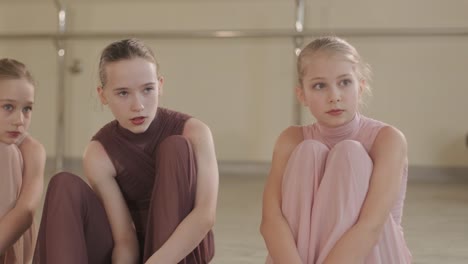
top-left (293, 0), bottom-right (305, 125)
top-left (54, 0), bottom-right (66, 172)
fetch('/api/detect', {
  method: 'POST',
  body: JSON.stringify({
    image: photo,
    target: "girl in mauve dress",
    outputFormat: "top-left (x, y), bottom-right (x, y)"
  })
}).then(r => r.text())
top-left (33, 39), bottom-right (217, 264)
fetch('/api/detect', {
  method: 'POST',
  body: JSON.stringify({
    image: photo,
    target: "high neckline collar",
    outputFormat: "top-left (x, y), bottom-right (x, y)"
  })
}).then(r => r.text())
top-left (116, 108), bottom-right (160, 142)
top-left (316, 113), bottom-right (361, 144)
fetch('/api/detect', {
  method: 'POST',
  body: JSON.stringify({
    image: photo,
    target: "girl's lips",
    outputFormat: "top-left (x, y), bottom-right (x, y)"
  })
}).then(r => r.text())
top-left (130, 117), bottom-right (146, 125)
top-left (7, 131), bottom-right (21, 138)
top-left (327, 109), bottom-right (344, 116)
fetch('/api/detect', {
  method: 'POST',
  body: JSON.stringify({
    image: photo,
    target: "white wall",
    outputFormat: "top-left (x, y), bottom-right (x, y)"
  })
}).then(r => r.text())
top-left (1, 0), bottom-right (467, 167)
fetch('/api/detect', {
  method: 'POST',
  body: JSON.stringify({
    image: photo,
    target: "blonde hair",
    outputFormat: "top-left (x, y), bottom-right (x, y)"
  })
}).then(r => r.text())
top-left (0, 58), bottom-right (34, 85)
top-left (297, 36), bottom-right (371, 96)
top-left (99, 38), bottom-right (159, 86)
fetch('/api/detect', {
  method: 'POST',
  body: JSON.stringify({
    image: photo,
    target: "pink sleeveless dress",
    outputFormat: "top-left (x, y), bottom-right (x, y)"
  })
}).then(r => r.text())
top-left (0, 140), bottom-right (35, 264)
top-left (266, 114), bottom-right (411, 264)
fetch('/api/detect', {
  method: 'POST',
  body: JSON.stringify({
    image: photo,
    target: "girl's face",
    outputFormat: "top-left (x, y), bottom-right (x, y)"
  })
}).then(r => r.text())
top-left (297, 51), bottom-right (363, 128)
top-left (98, 57), bottom-right (163, 134)
top-left (0, 78), bottom-right (34, 145)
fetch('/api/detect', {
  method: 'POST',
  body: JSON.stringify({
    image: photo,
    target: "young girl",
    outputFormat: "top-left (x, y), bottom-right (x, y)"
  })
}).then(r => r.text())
top-left (33, 39), bottom-right (217, 264)
top-left (0, 58), bottom-right (46, 264)
top-left (260, 36), bottom-right (412, 264)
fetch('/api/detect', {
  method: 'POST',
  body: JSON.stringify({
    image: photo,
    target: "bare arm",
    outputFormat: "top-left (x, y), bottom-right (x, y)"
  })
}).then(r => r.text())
top-left (83, 141), bottom-right (140, 264)
top-left (145, 118), bottom-right (218, 264)
top-left (0, 136), bottom-right (45, 253)
top-left (260, 126), bottom-right (304, 264)
top-left (323, 126), bottom-right (407, 264)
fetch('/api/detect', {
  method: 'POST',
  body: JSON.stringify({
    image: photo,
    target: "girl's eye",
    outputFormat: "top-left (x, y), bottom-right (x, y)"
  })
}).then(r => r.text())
top-left (313, 83), bottom-right (326, 90)
top-left (3, 104), bottom-right (13, 111)
top-left (23, 106), bottom-right (33, 113)
top-left (340, 79), bottom-right (352, 86)
top-left (144, 87), bottom-right (155, 93)
top-left (118, 91), bottom-right (128, 97)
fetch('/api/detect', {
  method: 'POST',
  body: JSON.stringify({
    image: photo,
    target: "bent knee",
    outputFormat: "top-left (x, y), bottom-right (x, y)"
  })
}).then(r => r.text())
top-left (48, 172), bottom-right (82, 188)
top-left (47, 172), bottom-right (88, 198)
top-left (328, 140), bottom-right (372, 167)
top-left (294, 139), bottom-right (329, 155)
top-left (159, 135), bottom-right (191, 154)
top-left (331, 140), bottom-right (366, 154)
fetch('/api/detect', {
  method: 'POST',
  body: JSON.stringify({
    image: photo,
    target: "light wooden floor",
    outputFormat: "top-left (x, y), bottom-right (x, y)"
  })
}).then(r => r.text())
top-left (213, 175), bottom-right (468, 264)
top-left (38, 168), bottom-right (468, 263)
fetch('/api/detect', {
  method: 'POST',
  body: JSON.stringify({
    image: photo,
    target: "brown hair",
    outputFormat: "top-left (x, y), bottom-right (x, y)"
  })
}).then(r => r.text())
top-left (98, 38), bottom-right (159, 86)
top-left (0, 58), bottom-right (34, 85)
top-left (297, 36), bottom-right (371, 95)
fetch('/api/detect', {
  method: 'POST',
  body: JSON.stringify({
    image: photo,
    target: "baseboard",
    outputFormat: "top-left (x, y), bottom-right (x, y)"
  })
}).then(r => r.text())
top-left (45, 158), bottom-right (468, 183)
top-left (218, 161), bottom-right (270, 176)
top-left (408, 165), bottom-right (468, 183)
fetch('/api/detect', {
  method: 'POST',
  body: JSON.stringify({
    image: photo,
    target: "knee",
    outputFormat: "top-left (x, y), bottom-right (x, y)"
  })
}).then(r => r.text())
top-left (295, 139), bottom-right (329, 155)
top-left (157, 135), bottom-right (192, 159)
top-left (289, 140), bottom-right (329, 163)
top-left (330, 140), bottom-right (366, 156)
top-left (48, 172), bottom-right (81, 189)
top-left (328, 140), bottom-right (372, 169)
top-left (282, 140), bottom-right (328, 185)
top-left (46, 172), bottom-right (87, 202)
top-left (159, 135), bottom-right (190, 152)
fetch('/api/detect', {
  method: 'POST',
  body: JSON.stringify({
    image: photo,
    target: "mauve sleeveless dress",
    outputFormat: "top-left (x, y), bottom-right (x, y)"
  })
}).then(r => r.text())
top-left (33, 108), bottom-right (214, 264)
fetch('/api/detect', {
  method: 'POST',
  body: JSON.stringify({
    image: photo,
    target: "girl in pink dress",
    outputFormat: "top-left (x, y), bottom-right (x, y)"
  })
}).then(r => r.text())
top-left (0, 59), bottom-right (46, 264)
top-left (260, 36), bottom-right (412, 264)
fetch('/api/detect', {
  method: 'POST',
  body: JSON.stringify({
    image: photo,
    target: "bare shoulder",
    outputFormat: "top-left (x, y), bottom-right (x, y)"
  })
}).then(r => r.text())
top-left (374, 126), bottom-right (407, 148)
top-left (83, 140), bottom-right (109, 162)
top-left (371, 125), bottom-right (407, 157)
top-left (181, 117), bottom-right (216, 165)
top-left (83, 140), bottom-right (116, 183)
top-left (18, 135), bottom-right (46, 161)
top-left (182, 117), bottom-right (212, 140)
top-left (273, 126), bottom-right (304, 158)
top-left (182, 118), bottom-right (215, 151)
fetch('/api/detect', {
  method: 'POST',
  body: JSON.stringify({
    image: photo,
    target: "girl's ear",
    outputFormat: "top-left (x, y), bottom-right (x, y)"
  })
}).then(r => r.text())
top-left (97, 86), bottom-right (108, 105)
top-left (157, 76), bottom-right (164, 96)
top-left (295, 86), bottom-right (306, 106)
top-left (359, 79), bottom-right (366, 95)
